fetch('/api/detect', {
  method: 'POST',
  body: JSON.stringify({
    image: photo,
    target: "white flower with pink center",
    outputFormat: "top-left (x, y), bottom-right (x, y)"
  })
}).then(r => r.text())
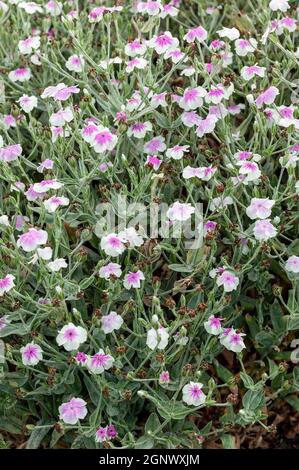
top-left (8, 67), bottom-right (31, 82)
top-left (101, 311), bottom-right (123, 334)
top-left (51, 126), bottom-right (70, 143)
top-left (88, 6), bottom-right (106, 22)
top-left (44, 196), bottom-right (69, 213)
top-left (41, 83), bottom-right (80, 101)
top-left (87, 349), bottom-right (114, 374)
top-left (285, 256), bottom-right (299, 274)
top-left (0, 143), bottom-right (22, 163)
top-left (47, 258), bottom-right (68, 272)
top-left (123, 270), bottom-right (145, 289)
top-left (0, 274), bottom-right (15, 297)
top-left (216, 270), bottom-right (239, 292)
top-left (233, 151), bottom-right (261, 165)
top-left (125, 57), bottom-right (148, 73)
top-left (146, 155), bottom-right (162, 171)
top-left (137, 1), bottom-right (163, 16)
top-left (255, 86), bottom-right (279, 108)
top-left (204, 315), bottom-right (223, 335)
top-left (181, 111), bottom-right (201, 127)
top-left (18, 36), bottom-right (40, 55)
top-left (179, 87), bottom-right (207, 111)
top-left (45, 1), bottom-right (62, 16)
top-left (235, 38), bottom-right (257, 56)
top-left (160, 3), bottom-right (178, 18)
top-left (146, 326), bottom-right (169, 350)
top-left (21, 342), bottom-right (43, 366)
top-left (148, 31), bottom-right (179, 54)
top-left (182, 382), bottom-right (206, 406)
top-left (167, 201), bottom-right (195, 222)
top-left (17, 228), bottom-right (48, 252)
top-left (100, 233), bottom-right (126, 257)
top-left (99, 262), bottom-right (122, 280)
top-left (65, 55), bottom-right (85, 73)
top-left (181, 66), bottom-right (196, 77)
top-left (19, 2), bottom-right (44, 14)
top-left (269, 0), bottom-right (290, 12)
top-left (276, 17), bottom-right (297, 35)
top-left (246, 198), bottom-right (275, 220)
top-left (144, 136), bottom-right (166, 154)
top-left (32, 179), bottom-right (63, 194)
top-left (241, 65), bottom-right (266, 81)
top-left (124, 39), bottom-right (147, 57)
top-left (196, 114), bottom-right (217, 137)
top-left (205, 83), bottom-right (234, 105)
top-left (59, 397), bottom-right (87, 425)
top-left (2, 114), bottom-right (16, 129)
top-left (253, 219), bottom-right (277, 241)
top-left (239, 161), bottom-right (261, 183)
top-left (183, 26), bottom-right (208, 44)
top-left (49, 107), bottom-right (74, 127)
top-left (217, 27), bottom-right (240, 41)
top-left (91, 127), bottom-right (118, 153)
top-left (17, 95), bottom-right (38, 113)
top-left (225, 331), bottom-right (246, 353)
top-left (164, 48), bottom-right (186, 64)
top-left (56, 323), bottom-right (87, 351)
top-left (166, 145), bottom-right (189, 160)
top-left (127, 121), bottom-right (152, 139)
top-left (81, 123), bottom-right (99, 143)
top-left (150, 92), bottom-right (168, 109)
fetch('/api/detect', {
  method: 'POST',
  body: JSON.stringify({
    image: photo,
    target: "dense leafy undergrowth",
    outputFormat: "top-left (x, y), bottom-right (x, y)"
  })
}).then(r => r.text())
top-left (0, 0), bottom-right (299, 449)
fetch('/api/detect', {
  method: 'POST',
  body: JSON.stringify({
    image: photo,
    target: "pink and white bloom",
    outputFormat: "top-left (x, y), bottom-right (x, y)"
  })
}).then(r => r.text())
top-left (182, 165), bottom-right (216, 181)
top-left (49, 107), bottom-right (74, 127)
top-left (41, 83), bottom-right (80, 101)
top-left (0, 144), bottom-right (22, 162)
top-left (45, 0), bottom-right (62, 16)
top-left (123, 270), bottom-right (145, 289)
top-left (285, 256), bottom-right (299, 274)
top-left (100, 233), bottom-right (126, 257)
top-left (17, 95), bottom-right (38, 113)
top-left (21, 343), bottom-right (43, 366)
top-left (99, 262), bottom-right (122, 279)
top-left (18, 2), bottom-right (43, 14)
top-left (87, 350), bottom-right (114, 374)
top-left (8, 68), bottom-right (31, 82)
top-left (18, 36), bottom-right (40, 55)
top-left (179, 87), bottom-right (207, 111)
top-left (159, 371), bottom-right (170, 384)
top-left (150, 92), bottom-right (168, 109)
top-left (253, 219), bottom-right (277, 241)
top-left (146, 326), bottom-right (169, 350)
top-left (2, 114), bottom-right (16, 129)
top-left (164, 48), bottom-right (186, 64)
top-left (184, 26), bottom-right (207, 43)
top-left (91, 127), bottom-right (118, 153)
top-left (241, 65), bottom-right (266, 81)
top-left (167, 201), bottom-right (195, 221)
top-left (125, 57), bottom-right (148, 73)
top-left (160, 3), bottom-right (178, 18)
top-left (65, 55), bottom-right (85, 73)
top-left (146, 155), bottom-right (162, 170)
top-left (32, 179), bottom-right (63, 193)
top-left (224, 331), bottom-right (246, 353)
top-left (44, 196), bottom-right (69, 213)
top-left (101, 311), bottom-right (123, 334)
top-left (269, 0), bottom-right (290, 12)
top-left (124, 39), bottom-right (147, 57)
top-left (246, 198), bottom-right (275, 220)
top-left (0, 274), bottom-right (15, 296)
top-left (56, 323), bottom-right (87, 351)
top-left (59, 398), bottom-right (87, 425)
top-left (182, 382), bottom-right (206, 406)
top-left (255, 86), bottom-right (279, 109)
top-left (17, 228), bottom-right (48, 252)
top-left (144, 136), bottom-right (166, 154)
top-left (166, 145), bottom-right (189, 160)
top-left (239, 161), bottom-right (261, 183)
top-left (148, 32), bottom-right (179, 54)
top-left (235, 38), bottom-right (257, 56)
top-left (210, 196), bottom-right (233, 211)
top-left (216, 270), bottom-right (239, 292)
top-left (204, 315), bottom-right (223, 335)
top-left (195, 114), bottom-right (217, 137)
top-left (205, 83), bottom-right (234, 105)
top-left (127, 121), bottom-right (152, 139)
top-left (137, 1), bottom-right (162, 16)
top-left (181, 111), bottom-right (201, 127)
